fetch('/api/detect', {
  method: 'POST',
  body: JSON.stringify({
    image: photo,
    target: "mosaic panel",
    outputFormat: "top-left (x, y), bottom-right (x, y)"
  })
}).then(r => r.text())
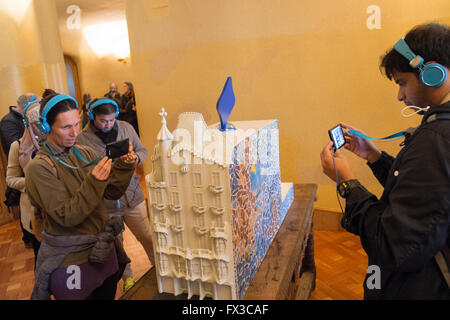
top-left (229, 121), bottom-right (283, 299)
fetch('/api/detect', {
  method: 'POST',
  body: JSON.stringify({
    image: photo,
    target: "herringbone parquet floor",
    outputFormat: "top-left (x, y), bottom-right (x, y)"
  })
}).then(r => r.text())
top-left (0, 217), bottom-right (367, 300)
top-left (309, 230), bottom-right (367, 300)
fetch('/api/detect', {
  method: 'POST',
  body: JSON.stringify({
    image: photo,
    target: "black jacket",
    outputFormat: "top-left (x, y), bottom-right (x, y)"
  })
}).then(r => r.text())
top-left (0, 106), bottom-right (25, 157)
top-left (343, 100), bottom-right (450, 300)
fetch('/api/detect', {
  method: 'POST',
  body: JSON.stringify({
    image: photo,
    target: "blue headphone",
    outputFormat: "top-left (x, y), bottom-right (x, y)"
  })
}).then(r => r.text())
top-left (88, 98), bottom-right (119, 120)
top-left (39, 94), bottom-right (78, 134)
top-left (23, 94), bottom-right (39, 127)
top-left (393, 38), bottom-right (447, 87)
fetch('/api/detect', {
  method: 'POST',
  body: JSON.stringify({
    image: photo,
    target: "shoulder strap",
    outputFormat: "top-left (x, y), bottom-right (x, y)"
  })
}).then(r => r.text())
top-left (35, 154), bottom-right (57, 176)
top-left (435, 250), bottom-right (450, 289)
top-left (426, 112), bottom-right (450, 123)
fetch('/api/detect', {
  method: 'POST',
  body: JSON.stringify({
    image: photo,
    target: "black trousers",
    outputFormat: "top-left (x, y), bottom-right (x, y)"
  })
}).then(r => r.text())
top-left (86, 261), bottom-right (126, 300)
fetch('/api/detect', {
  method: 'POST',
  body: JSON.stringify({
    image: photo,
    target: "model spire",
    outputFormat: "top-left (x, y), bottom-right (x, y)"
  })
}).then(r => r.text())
top-left (157, 107), bottom-right (173, 141)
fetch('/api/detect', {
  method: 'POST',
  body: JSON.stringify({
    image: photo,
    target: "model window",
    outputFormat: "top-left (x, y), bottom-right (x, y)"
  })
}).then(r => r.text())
top-left (195, 193), bottom-right (203, 207)
top-left (175, 256), bottom-right (185, 274)
top-left (218, 261), bottom-right (228, 279)
top-left (169, 172), bottom-right (178, 186)
top-left (172, 192), bottom-right (180, 205)
top-left (174, 232), bottom-right (183, 247)
top-left (215, 215), bottom-right (224, 228)
top-left (197, 213), bottom-right (205, 228)
top-left (193, 172), bottom-right (202, 186)
top-left (155, 189), bottom-right (163, 203)
top-left (201, 260), bottom-right (212, 276)
top-left (215, 238), bottom-right (226, 255)
top-left (191, 259), bottom-right (201, 276)
top-left (160, 254), bottom-right (169, 273)
top-left (214, 195), bottom-right (222, 208)
top-left (212, 172), bottom-right (221, 185)
top-left (174, 212), bottom-right (182, 226)
top-left (157, 233), bottom-right (167, 248)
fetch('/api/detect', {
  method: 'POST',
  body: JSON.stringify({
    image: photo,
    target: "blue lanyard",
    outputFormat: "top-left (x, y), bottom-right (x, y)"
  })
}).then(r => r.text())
top-left (348, 129), bottom-right (406, 142)
top-left (43, 142), bottom-right (102, 169)
top-left (348, 113), bottom-right (450, 142)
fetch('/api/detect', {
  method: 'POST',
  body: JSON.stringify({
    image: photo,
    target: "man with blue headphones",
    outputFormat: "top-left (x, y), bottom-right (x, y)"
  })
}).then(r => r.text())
top-left (76, 97), bottom-right (154, 293)
top-left (320, 22), bottom-right (450, 299)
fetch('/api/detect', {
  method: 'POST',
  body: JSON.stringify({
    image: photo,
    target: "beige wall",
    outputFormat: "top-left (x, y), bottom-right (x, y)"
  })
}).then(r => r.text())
top-left (0, 0), bottom-right (68, 118)
top-left (58, 27), bottom-right (135, 101)
top-left (56, 0), bottom-right (135, 102)
top-left (125, 0), bottom-right (450, 211)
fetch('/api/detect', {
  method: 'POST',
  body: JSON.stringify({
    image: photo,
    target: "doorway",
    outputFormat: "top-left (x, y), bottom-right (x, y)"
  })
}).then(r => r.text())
top-left (64, 55), bottom-right (82, 109)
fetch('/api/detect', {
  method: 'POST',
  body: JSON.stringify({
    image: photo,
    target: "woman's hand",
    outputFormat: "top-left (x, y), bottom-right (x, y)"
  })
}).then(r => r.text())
top-left (340, 122), bottom-right (381, 164)
top-left (91, 157), bottom-right (112, 181)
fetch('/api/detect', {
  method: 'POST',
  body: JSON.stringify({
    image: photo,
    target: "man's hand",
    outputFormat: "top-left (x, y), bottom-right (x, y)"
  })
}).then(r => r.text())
top-left (340, 122), bottom-right (382, 164)
top-left (121, 141), bottom-right (137, 164)
top-left (91, 157), bottom-right (112, 181)
top-left (320, 141), bottom-right (355, 183)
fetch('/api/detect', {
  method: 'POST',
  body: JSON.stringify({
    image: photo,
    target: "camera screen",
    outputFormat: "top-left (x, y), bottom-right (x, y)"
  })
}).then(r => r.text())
top-left (329, 125), bottom-right (345, 150)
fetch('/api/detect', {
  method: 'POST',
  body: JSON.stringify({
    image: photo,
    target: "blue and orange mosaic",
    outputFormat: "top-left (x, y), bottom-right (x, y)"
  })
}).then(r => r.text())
top-left (229, 120), bottom-right (285, 299)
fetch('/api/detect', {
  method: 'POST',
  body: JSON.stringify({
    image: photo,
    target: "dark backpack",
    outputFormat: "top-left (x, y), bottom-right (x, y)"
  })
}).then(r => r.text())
top-left (4, 186), bottom-right (20, 206)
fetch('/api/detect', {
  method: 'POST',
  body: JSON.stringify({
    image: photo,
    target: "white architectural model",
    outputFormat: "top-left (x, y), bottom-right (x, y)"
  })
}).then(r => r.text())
top-left (146, 109), bottom-right (294, 299)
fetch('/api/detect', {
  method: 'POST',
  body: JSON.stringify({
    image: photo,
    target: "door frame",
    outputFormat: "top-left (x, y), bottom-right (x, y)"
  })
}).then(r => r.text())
top-left (64, 55), bottom-right (82, 110)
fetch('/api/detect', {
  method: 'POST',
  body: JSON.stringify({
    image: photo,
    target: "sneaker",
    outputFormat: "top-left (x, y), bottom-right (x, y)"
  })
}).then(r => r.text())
top-left (123, 277), bottom-right (135, 293)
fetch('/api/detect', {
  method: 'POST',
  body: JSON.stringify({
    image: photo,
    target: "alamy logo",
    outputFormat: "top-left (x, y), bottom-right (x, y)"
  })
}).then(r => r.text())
top-left (366, 265), bottom-right (381, 289)
top-left (366, 5), bottom-right (381, 30)
top-left (66, 5), bottom-right (81, 30)
top-left (66, 265), bottom-right (81, 290)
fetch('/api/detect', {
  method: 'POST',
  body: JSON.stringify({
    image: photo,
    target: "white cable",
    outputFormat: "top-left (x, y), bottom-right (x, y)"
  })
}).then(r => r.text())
top-left (401, 105), bottom-right (430, 118)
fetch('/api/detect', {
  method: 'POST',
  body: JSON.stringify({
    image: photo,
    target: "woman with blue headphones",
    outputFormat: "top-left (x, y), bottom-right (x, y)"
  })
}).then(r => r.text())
top-left (25, 92), bottom-right (138, 300)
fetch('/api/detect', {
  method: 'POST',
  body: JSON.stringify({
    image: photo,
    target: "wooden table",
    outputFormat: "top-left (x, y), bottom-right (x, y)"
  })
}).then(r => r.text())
top-left (120, 183), bottom-right (317, 300)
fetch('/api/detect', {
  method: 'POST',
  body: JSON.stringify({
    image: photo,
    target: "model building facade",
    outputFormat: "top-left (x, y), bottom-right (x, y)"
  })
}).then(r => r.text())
top-left (146, 110), bottom-right (293, 299)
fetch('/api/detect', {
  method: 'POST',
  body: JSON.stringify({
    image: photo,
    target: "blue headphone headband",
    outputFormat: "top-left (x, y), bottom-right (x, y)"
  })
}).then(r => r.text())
top-left (88, 98), bottom-right (119, 120)
top-left (393, 38), bottom-right (447, 87)
top-left (23, 94), bottom-right (38, 127)
top-left (39, 94), bottom-right (78, 134)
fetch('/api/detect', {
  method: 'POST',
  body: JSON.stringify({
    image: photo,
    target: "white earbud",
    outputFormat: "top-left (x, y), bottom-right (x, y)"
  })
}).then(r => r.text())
top-left (401, 105), bottom-right (430, 118)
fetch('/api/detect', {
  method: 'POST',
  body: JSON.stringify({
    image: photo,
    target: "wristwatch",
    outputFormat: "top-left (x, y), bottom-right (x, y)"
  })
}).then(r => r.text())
top-left (337, 179), bottom-right (360, 198)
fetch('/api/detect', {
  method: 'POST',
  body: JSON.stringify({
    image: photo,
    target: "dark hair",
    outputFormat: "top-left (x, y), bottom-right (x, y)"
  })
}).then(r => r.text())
top-left (39, 93), bottom-right (78, 128)
top-left (83, 93), bottom-right (91, 104)
top-left (380, 22), bottom-right (450, 80)
top-left (89, 98), bottom-right (117, 118)
top-left (124, 81), bottom-right (133, 92)
top-left (42, 88), bottom-right (57, 99)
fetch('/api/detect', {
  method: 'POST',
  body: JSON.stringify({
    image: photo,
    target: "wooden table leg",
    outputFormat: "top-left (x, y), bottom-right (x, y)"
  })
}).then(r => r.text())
top-left (295, 225), bottom-right (316, 299)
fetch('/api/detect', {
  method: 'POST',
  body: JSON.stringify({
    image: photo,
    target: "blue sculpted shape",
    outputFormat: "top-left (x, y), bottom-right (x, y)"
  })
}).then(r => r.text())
top-left (216, 76), bottom-right (236, 131)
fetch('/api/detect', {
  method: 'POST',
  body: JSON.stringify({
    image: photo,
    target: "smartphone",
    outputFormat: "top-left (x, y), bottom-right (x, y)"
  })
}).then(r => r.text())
top-left (106, 138), bottom-right (129, 159)
top-left (328, 124), bottom-right (346, 151)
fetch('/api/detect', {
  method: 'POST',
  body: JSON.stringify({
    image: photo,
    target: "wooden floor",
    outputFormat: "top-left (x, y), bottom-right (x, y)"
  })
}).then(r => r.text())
top-left (309, 230), bottom-right (367, 300)
top-left (0, 217), bottom-right (367, 300)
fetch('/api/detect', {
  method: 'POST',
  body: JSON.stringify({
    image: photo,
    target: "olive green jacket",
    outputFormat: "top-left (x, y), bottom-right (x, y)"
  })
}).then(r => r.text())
top-left (25, 141), bottom-right (135, 266)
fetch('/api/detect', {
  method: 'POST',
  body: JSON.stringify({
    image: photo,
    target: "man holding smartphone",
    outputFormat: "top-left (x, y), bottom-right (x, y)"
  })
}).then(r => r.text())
top-left (320, 23), bottom-right (450, 299)
top-left (76, 98), bottom-right (154, 293)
